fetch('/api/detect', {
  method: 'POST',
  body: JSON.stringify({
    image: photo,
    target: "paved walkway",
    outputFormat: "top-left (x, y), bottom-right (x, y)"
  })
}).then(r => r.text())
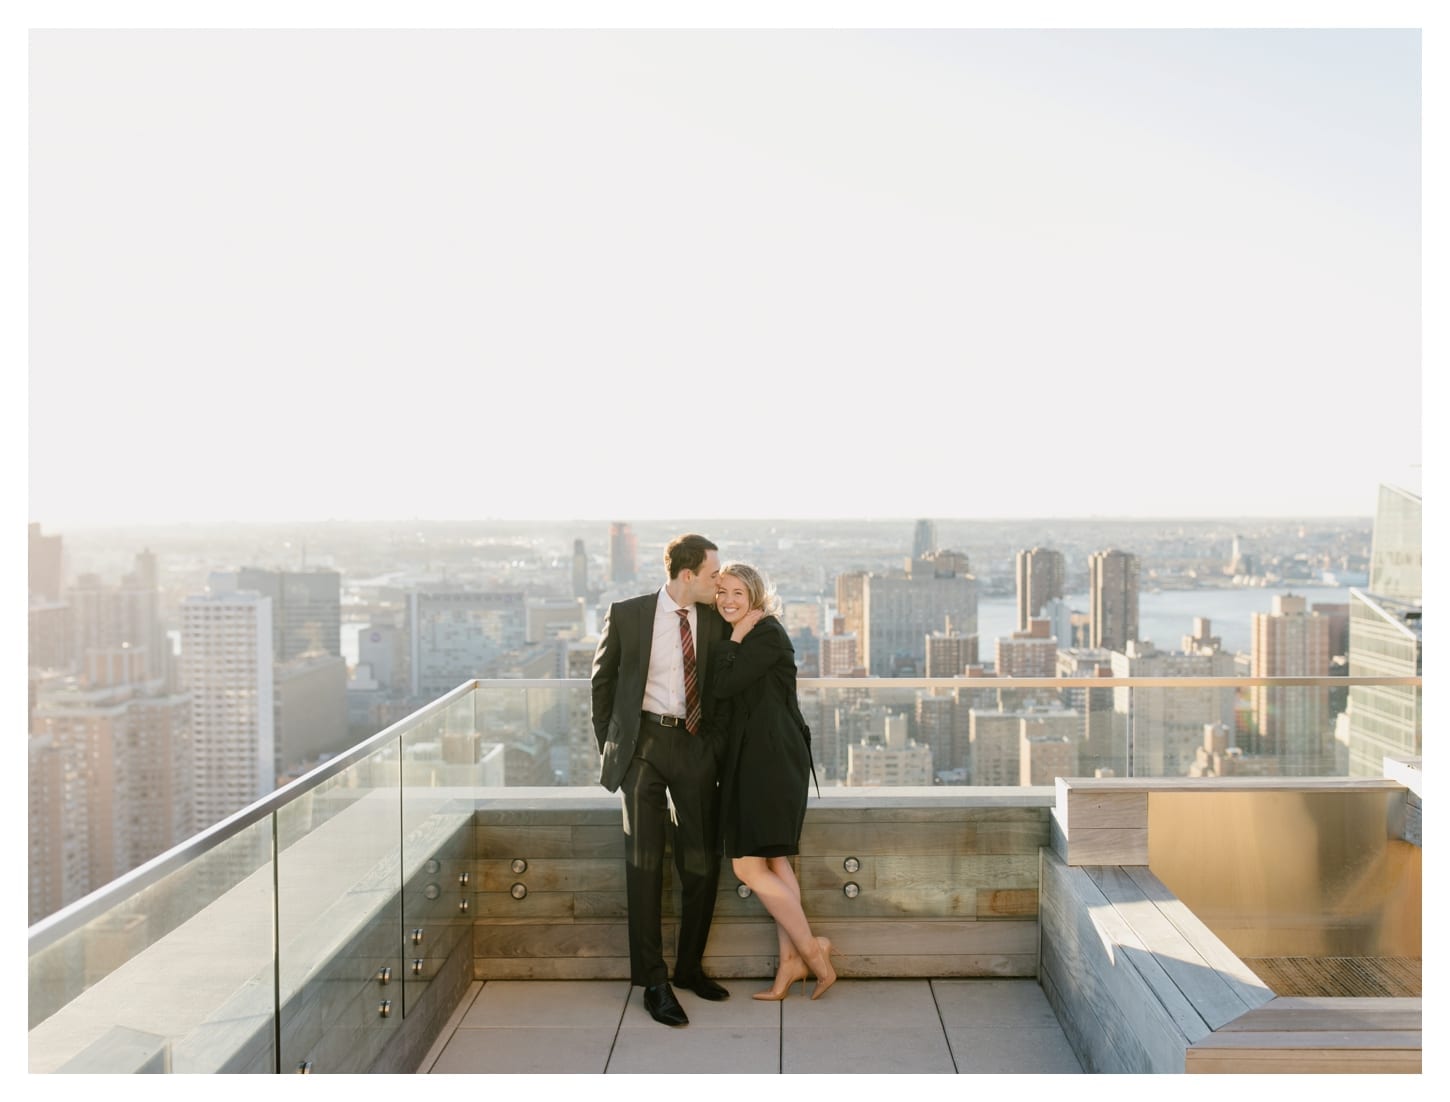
top-left (420, 977), bottom-right (1084, 1074)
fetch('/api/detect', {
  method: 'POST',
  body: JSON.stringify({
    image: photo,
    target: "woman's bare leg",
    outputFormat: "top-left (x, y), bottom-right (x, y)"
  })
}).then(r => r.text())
top-left (769, 857), bottom-right (802, 967)
top-left (733, 855), bottom-right (836, 997)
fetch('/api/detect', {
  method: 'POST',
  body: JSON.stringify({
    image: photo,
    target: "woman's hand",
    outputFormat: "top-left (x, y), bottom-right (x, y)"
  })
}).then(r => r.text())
top-left (731, 608), bottom-right (765, 642)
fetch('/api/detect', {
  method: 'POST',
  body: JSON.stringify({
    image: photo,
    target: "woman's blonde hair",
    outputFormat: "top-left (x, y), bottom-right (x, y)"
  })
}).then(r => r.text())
top-left (718, 561), bottom-right (783, 618)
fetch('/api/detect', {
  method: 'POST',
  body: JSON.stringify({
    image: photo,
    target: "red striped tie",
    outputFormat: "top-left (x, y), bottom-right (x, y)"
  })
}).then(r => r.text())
top-left (677, 608), bottom-right (700, 735)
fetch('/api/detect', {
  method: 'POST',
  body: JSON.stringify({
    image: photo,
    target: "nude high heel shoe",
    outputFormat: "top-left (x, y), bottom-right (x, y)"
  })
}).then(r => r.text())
top-left (807, 936), bottom-right (840, 1000)
top-left (753, 956), bottom-right (809, 1001)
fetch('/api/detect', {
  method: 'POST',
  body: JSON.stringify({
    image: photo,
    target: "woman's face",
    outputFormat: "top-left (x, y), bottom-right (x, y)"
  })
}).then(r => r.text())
top-left (715, 574), bottom-right (753, 625)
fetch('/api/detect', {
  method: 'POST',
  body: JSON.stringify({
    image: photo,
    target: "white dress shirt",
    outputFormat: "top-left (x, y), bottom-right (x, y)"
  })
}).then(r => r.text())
top-left (643, 586), bottom-right (696, 717)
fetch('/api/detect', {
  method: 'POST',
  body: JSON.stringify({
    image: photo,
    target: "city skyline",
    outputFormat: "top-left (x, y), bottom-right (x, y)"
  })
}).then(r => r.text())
top-left (24, 496), bottom-right (1417, 923)
top-left (25, 20), bottom-right (1424, 525)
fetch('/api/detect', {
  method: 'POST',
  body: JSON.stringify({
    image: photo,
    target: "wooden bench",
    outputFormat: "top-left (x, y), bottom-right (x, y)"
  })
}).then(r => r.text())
top-left (1043, 776), bottom-right (1422, 1073)
top-left (1039, 850), bottom-right (1275, 1072)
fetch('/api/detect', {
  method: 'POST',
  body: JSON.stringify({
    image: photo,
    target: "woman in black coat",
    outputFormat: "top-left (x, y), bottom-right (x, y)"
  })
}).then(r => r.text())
top-left (711, 562), bottom-right (838, 1000)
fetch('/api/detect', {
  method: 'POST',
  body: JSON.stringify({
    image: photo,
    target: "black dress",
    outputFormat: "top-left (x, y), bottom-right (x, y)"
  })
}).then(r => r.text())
top-left (710, 616), bottom-right (814, 859)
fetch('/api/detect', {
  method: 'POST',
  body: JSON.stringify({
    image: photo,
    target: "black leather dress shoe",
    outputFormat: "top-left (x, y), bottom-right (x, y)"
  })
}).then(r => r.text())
top-left (675, 973), bottom-right (730, 1001)
top-left (643, 982), bottom-right (689, 1026)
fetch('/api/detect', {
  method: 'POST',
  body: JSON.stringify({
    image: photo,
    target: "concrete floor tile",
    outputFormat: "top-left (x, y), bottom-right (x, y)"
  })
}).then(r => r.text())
top-left (783, 1026), bottom-right (956, 1074)
top-left (931, 979), bottom-right (1062, 1028)
top-left (672, 980), bottom-right (788, 1027)
top-left (417, 981), bottom-right (483, 1072)
top-left (461, 980), bottom-right (631, 1029)
top-left (429, 1027), bottom-right (616, 1073)
top-left (779, 980), bottom-right (941, 1030)
top-left (946, 1026), bottom-right (1084, 1074)
top-left (619, 981), bottom-right (781, 1029)
top-left (607, 1026), bottom-right (780, 1073)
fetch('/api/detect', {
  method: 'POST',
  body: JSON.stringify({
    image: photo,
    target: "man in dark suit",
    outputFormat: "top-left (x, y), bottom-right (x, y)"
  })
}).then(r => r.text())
top-left (592, 533), bottom-right (730, 1026)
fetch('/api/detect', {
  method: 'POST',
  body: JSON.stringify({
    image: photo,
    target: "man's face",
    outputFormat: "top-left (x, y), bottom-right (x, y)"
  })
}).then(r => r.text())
top-left (683, 549), bottom-right (721, 604)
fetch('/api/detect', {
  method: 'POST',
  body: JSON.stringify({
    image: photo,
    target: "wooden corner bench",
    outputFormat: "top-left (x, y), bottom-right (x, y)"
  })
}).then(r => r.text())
top-left (1041, 777), bottom-right (1421, 1073)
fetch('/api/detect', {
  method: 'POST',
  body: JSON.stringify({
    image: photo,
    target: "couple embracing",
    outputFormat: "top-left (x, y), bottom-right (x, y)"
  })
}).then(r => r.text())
top-left (591, 533), bottom-right (839, 1027)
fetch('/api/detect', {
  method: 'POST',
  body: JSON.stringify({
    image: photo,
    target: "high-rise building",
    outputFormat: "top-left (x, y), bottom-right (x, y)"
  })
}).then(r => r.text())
top-left (28, 731), bottom-right (87, 923)
top-left (835, 572), bottom-right (868, 638)
top-left (358, 623), bottom-right (406, 693)
top-left (28, 600), bottom-right (73, 672)
top-left (210, 569), bottom-right (341, 661)
top-left (996, 619), bottom-right (1058, 678)
top-left (862, 552), bottom-right (976, 677)
top-left (1368, 484), bottom-right (1421, 601)
top-left (912, 519), bottom-right (938, 559)
top-left (1180, 618), bottom-right (1221, 654)
top-left (1019, 713), bottom-right (1081, 785)
top-left (571, 539), bottom-right (589, 600)
top-left (67, 551), bottom-right (169, 681)
top-left (846, 714), bottom-right (933, 786)
top-left (1250, 594), bottom-right (1332, 774)
top-left (1345, 590), bottom-right (1421, 778)
top-left (526, 598), bottom-right (586, 643)
top-left (909, 549), bottom-right (970, 578)
top-left (1089, 549), bottom-right (1139, 652)
top-left (970, 709), bottom-right (1035, 787)
top-left (924, 630), bottom-right (978, 677)
top-left (1039, 597), bottom-right (1074, 654)
top-left (1189, 723), bottom-right (1278, 778)
top-left (1312, 603), bottom-right (1350, 659)
top-left (29, 522), bottom-right (64, 601)
top-left (1343, 483), bottom-right (1423, 779)
top-left (1057, 648), bottom-right (1119, 777)
top-left (1015, 548), bottom-right (1065, 632)
top-left (274, 655), bottom-right (350, 778)
top-left (608, 523), bottom-right (638, 585)
top-left (1229, 534), bottom-right (1256, 577)
top-left (1113, 640), bottom-right (1237, 777)
top-left (406, 589), bottom-right (527, 696)
top-left (29, 652), bottom-right (193, 922)
top-left (914, 693), bottom-right (956, 776)
top-left (819, 631), bottom-right (861, 677)
top-left (183, 591), bottom-right (275, 830)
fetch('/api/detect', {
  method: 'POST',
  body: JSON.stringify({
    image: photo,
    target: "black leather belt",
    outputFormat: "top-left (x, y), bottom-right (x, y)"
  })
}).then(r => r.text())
top-left (641, 710), bottom-right (687, 728)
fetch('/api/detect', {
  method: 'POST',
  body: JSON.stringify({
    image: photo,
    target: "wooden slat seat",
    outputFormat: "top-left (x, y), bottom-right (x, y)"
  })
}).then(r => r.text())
top-left (1187, 996), bottom-right (1422, 1073)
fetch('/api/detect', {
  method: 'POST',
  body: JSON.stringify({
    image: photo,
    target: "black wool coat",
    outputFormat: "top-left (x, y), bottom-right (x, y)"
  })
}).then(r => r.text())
top-left (710, 615), bottom-right (814, 858)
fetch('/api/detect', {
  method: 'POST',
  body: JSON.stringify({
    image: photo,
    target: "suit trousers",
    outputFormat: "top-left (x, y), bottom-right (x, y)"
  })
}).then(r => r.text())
top-left (619, 722), bottom-right (722, 987)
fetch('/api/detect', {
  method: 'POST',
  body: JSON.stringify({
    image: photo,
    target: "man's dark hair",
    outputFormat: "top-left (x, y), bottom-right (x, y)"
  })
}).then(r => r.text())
top-left (664, 534), bottom-right (718, 579)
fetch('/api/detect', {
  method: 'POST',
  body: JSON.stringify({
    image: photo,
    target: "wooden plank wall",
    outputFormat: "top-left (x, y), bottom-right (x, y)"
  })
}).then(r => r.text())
top-left (472, 797), bottom-right (1049, 980)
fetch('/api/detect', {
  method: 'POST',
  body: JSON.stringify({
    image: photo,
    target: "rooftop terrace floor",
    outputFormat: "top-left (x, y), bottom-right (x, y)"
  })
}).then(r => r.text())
top-left (418, 977), bottom-right (1084, 1074)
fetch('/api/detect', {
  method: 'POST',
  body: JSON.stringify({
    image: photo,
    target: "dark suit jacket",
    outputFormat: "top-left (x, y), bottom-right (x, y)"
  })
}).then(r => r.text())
top-left (591, 590), bottom-right (729, 792)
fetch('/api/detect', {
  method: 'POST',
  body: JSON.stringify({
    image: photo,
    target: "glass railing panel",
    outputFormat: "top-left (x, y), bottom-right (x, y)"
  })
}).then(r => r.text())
top-left (792, 677), bottom-right (1397, 785)
top-left (401, 690), bottom-right (478, 1013)
top-left (275, 737), bottom-right (402, 1074)
top-left (461, 677), bottom-right (1400, 787)
top-left (473, 680), bottom-right (584, 786)
top-left (28, 817), bottom-right (276, 1073)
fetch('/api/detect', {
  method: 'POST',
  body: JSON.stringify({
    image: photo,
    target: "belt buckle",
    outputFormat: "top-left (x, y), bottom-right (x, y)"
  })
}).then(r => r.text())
top-left (661, 714), bottom-right (681, 728)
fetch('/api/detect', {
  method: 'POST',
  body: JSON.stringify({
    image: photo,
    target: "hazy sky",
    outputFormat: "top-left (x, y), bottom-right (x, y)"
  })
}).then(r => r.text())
top-left (26, 19), bottom-right (1426, 524)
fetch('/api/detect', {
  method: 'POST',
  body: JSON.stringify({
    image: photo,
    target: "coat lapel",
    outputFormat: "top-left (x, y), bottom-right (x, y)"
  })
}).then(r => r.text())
top-left (694, 602), bottom-right (712, 675)
top-left (638, 592), bottom-right (658, 674)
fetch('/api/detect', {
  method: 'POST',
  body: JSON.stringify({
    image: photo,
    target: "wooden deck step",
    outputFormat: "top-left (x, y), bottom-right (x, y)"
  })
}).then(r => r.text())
top-left (1216, 996), bottom-right (1421, 1032)
top-left (1187, 996), bottom-right (1422, 1074)
top-left (1187, 1031), bottom-right (1421, 1073)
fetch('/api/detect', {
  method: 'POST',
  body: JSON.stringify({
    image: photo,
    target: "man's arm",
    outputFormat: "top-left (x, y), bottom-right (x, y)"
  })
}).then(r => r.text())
top-left (591, 602), bottom-right (621, 753)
